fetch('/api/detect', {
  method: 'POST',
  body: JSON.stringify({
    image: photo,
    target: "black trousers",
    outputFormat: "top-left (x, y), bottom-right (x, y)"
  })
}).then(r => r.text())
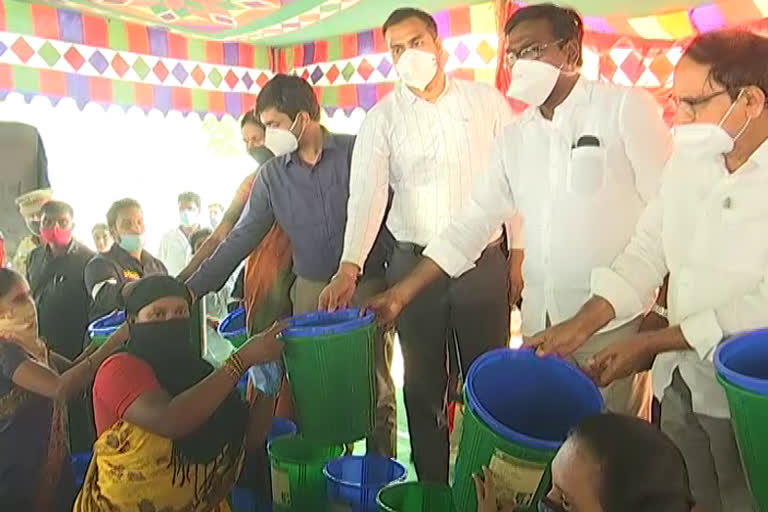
top-left (387, 242), bottom-right (510, 484)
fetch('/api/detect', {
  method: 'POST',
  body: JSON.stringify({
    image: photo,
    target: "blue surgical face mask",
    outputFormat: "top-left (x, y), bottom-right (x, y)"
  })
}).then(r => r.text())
top-left (538, 496), bottom-right (568, 512)
top-left (118, 233), bottom-right (145, 253)
top-left (179, 209), bottom-right (199, 228)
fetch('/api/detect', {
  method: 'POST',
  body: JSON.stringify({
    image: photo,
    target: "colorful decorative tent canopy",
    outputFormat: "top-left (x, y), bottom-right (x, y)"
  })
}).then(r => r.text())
top-left (1, 0), bottom-right (767, 118)
top-left (29, 0), bottom-right (768, 43)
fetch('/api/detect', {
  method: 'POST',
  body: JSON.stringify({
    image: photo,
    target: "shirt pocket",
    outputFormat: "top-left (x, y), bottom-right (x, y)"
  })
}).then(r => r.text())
top-left (566, 146), bottom-right (608, 197)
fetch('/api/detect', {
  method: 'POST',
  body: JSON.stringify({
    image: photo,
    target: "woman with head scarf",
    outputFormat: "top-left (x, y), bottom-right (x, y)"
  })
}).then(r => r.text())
top-left (475, 413), bottom-right (696, 512)
top-left (74, 275), bottom-right (285, 511)
top-left (0, 267), bottom-right (122, 511)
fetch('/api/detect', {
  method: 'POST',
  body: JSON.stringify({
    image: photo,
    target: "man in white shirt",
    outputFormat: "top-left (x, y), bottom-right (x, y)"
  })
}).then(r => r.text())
top-left (366, 4), bottom-right (672, 421)
top-left (529, 30), bottom-right (767, 511)
top-left (157, 191), bottom-right (202, 276)
top-left (318, 7), bottom-right (518, 483)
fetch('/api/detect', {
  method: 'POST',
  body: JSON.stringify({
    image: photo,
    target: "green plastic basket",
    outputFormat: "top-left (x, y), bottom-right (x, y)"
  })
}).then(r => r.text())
top-left (452, 399), bottom-right (555, 512)
top-left (717, 374), bottom-right (768, 511)
top-left (267, 436), bottom-right (344, 511)
top-left (377, 482), bottom-right (455, 512)
top-left (282, 309), bottom-right (376, 443)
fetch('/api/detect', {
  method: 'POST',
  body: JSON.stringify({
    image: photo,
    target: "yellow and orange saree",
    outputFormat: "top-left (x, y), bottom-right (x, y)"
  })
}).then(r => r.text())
top-left (74, 420), bottom-right (245, 512)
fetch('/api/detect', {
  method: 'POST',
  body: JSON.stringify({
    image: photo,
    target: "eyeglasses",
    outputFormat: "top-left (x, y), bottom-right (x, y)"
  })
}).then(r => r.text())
top-left (504, 39), bottom-right (564, 68)
top-left (674, 89), bottom-right (732, 122)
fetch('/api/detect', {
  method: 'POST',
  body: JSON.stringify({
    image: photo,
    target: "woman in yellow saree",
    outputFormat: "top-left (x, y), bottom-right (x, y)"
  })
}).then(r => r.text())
top-left (74, 275), bottom-right (285, 511)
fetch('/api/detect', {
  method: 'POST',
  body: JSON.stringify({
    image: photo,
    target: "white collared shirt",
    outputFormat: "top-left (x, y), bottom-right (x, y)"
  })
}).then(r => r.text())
top-left (157, 227), bottom-right (192, 277)
top-left (341, 78), bottom-right (517, 268)
top-left (424, 79), bottom-right (672, 335)
top-left (592, 139), bottom-right (768, 418)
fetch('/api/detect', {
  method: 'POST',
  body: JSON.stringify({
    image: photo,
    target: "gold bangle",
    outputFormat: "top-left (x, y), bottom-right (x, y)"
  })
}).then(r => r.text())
top-left (222, 359), bottom-right (240, 383)
top-left (230, 352), bottom-right (246, 374)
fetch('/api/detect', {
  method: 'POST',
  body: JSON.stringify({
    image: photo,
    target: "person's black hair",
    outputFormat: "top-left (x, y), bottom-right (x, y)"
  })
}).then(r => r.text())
top-left (571, 414), bottom-right (695, 512)
top-left (684, 30), bottom-right (768, 101)
top-left (0, 268), bottom-right (23, 299)
top-left (240, 109), bottom-right (265, 130)
top-left (189, 228), bottom-right (213, 253)
top-left (256, 74), bottom-right (320, 122)
top-left (504, 3), bottom-right (584, 66)
top-left (177, 192), bottom-right (201, 209)
top-left (91, 222), bottom-right (108, 234)
top-left (382, 8), bottom-right (438, 38)
top-left (40, 200), bottom-right (74, 219)
top-left (106, 198), bottom-right (142, 230)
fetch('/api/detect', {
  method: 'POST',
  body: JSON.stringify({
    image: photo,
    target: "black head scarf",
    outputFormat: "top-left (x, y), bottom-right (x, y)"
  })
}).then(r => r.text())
top-left (123, 275), bottom-right (248, 495)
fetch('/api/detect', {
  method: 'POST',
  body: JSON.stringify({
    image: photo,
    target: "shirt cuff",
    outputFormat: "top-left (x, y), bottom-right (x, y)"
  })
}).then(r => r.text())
top-left (679, 309), bottom-right (723, 361)
top-left (423, 237), bottom-right (475, 278)
top-left (590, 267), bottom-right (646, 321)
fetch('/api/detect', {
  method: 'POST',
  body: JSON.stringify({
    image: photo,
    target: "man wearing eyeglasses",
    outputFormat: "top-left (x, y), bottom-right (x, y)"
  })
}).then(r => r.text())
top-left (366, 4), bottom-right (672, 422)
top-left (319, 7), bottom-right (519, 484)
top-left (528, 30), bottom-right (768, 511)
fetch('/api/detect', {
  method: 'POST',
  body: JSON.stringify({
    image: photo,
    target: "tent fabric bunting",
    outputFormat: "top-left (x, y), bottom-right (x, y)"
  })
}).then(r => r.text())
top-left (1, 0), bottom-right (768, 119)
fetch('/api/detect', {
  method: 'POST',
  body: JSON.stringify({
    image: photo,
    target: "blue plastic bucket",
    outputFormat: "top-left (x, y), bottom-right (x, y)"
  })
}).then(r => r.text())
top-left (453, 348), bottom-right (604, 511)
top-left (71, 452), bottom-right (93, 489)
top-left (269, 417), bottom-right (298, 442)
top-left (219, 306), bottom-right (248, 347)
top-left (283, 308), bottom-right (374, 337)
top-left (466, 348), bottom-right (604, 450)
top-left (87, 310), bottom-right (125, 346)
top-left (324, 455), bottom-right (407, 512)
top-left (230, 486), bottom-right (273, 512)
top-left (715, 329), bottom-right (768, 395)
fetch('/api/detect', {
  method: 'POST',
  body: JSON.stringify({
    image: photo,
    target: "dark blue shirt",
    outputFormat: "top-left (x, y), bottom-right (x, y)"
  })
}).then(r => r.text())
top-left (188, 131), bottom-right (390, 297)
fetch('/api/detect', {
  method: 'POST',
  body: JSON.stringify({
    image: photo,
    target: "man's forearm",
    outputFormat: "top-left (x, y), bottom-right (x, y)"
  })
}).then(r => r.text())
top-left (574, 296), bottom-right (618, 338)
top-left (644, 325), bottom-right (691, 355)
top-left (177, 221), bottom-right (230, 281)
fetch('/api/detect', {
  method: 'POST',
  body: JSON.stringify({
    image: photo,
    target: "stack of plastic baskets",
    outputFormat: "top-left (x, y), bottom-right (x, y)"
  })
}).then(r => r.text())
top-left (452, 348), bottom-right (604, 512)
top-left (229, 417), bottom-right (298, 512)
top-left (324, 455), bottom-right (407, 511)
top-left (714, 329), bottom-right (768, 511)
top-left (268, 436), bottom-right (344, 511)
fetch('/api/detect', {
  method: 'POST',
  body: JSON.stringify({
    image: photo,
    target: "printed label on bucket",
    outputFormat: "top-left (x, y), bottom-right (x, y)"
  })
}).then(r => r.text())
top-left (488, 449), bottom-right (547, 507)
top-left (271, 465), bottom-right (291, 507)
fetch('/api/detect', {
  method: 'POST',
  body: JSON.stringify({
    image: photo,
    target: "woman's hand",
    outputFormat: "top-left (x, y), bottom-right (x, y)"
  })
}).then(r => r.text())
top-left (474, 466), bottom-right (517, 512)
top-left (238, 321), bottom-right (288, 366)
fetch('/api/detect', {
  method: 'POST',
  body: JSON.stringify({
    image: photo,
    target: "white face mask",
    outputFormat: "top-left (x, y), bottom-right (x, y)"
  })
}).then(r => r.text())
top-left (673, 90), bottom-right (751, 158)
top-left (264, 115), bottom-right (304, 157)
top-left (506, 59), bottom-right (562, 106)
top-left (395, 48), bottom-right (438, 91)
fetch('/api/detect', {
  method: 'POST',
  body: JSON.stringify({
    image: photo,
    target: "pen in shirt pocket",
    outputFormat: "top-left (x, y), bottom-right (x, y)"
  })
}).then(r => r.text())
top-left (572, 135), bottom-right (601, 149)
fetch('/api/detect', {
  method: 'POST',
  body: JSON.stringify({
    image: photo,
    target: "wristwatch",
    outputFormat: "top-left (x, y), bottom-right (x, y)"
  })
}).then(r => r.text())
top-left (651, 304), bottom-right (668, 319)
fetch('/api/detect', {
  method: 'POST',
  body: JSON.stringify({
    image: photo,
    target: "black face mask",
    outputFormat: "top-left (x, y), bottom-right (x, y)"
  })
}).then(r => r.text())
top-left (248, 145), bottom-right (275, 166)
top-left (127, 318), bottom-right (195, 367)
top-left (25, 218), bottom-right (41, 236)
top-left (538, 496), bottom-right (569, 512)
